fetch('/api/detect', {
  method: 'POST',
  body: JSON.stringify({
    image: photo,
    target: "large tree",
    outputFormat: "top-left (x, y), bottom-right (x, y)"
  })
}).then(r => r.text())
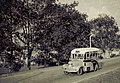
top-left (33, 1), bottom-right (90, 61)
top-left (0, 0), bottom-right (37, 69)
top-left (13, 0), bottom-right (58, 68)
top-left (0, 0), bottom-right (91, 68)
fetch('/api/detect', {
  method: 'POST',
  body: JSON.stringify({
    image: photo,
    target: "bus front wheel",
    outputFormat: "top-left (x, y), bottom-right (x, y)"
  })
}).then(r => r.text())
top-left (64, 71), bottom-right (69, 75)
top-left (77, 68), bottom-right (83, 75)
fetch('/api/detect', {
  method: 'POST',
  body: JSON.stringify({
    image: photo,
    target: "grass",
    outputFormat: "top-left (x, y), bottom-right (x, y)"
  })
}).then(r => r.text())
top-left (79, 68), bottom-right (120, 83)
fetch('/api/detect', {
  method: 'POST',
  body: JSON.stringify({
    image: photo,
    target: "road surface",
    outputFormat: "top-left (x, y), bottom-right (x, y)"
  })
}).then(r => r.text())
top-left (0, 57), bottom-right (120, 83)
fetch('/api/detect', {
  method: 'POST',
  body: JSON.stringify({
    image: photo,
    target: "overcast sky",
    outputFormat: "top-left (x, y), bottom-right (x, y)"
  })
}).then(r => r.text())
top-left (58, 0), bottom-right (120, 27)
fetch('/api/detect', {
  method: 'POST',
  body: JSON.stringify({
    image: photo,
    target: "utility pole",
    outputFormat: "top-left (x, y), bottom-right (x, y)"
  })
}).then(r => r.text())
top-left (90, 34), bottom-right (92, 48)
top-left (89, 28), bottom-right (96, 48)
top-left (89, 32), bottom-right (95, 48)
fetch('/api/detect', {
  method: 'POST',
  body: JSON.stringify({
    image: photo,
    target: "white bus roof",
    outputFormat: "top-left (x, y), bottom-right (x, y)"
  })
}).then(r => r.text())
top-left (71, 47), bottom-right (100, 54)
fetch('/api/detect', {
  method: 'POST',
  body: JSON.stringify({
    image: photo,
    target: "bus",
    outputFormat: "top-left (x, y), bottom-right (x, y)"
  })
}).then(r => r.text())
top-left (62, 47), bottom-right (103, 75)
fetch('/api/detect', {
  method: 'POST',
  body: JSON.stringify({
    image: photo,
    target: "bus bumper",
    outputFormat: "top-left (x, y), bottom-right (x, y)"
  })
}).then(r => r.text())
top-left (63, 66), bottom-right (79, 72)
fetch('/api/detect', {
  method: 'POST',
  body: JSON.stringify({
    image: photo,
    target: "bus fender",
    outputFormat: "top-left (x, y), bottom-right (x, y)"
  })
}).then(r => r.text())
top-left (78, 66), bottom-right (84, 72)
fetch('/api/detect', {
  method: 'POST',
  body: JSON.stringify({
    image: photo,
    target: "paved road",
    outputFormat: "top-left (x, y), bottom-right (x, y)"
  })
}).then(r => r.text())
top-left (0, 57), bottom-right (120, 83)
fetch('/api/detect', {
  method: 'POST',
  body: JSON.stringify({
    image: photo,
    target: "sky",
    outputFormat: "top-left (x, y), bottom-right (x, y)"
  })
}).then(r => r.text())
top-left (58, 0), bottom-right (120, 28)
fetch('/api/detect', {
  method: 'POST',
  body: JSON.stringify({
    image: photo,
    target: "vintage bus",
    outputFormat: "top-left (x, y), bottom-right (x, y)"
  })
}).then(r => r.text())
top-left (63, 47), bottom-right (103, 75)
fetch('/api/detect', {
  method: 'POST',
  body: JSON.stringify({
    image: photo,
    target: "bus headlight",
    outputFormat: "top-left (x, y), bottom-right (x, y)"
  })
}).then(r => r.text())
top-left (63, 64), bottom-right (68, 69)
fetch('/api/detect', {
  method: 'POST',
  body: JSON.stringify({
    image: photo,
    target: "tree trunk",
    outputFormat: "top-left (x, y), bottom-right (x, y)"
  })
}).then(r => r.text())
top-left (27, 43), bottom-right (33, 70)
top-left (44, 58), bottom-right (47, 67)
top-left (43, 52), bottom-right (48, 67)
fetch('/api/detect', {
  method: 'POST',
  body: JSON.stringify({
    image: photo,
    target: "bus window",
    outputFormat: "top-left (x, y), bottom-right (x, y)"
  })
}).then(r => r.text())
top-left (93, 53), bottom-right (95, 57)
top-left (87, 53), bottom-right (89, 57)
top-left (72, 54), bottom-right (74, 59)
top-left (96, 53), bottom-right (99, 59)
top-left (92, 52), bottom-right (97, 59)
top-left (90, 53), bottom-right (92, 59)
top-left (78, 54), bottom-right (83, 59)
top-left (78, 54), bottom-right (80, 59)
top-left (75, 54), bottom-right (77, 58)
top-left (81, 54), bottom-right (83, 59)
top-left (86, 52), bottom-right (89, 59)
top-left (84, 54), bottom-right (86, 60)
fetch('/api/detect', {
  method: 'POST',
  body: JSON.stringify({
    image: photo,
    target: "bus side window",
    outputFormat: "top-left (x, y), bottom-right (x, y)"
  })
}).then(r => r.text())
top-left (87, 52), bottom-right (90, 59)
top-left (89, 52), bottom-right (93, 59)
top-left (75, 54), bottom-right (77, 58)
top-left (84, 54), bottom-right (86, 60)
top-left (93, 53), bottom-right (95, 58)
top-left (90, 53), bottom-right (92, 59)
top-left (87, 53), bottom-right (89, 57)
top-left (78, 54), bottom-right (80, 59)
top-left (81, 54), bottom-right (83, 59)
top-left (92, 52), bottom-right (97, 59)
top-left (73, 54), bottom-right (74, 59)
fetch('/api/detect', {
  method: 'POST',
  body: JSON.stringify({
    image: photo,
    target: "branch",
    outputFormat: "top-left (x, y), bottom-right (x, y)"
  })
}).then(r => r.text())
top-left (15, 32), bottom-right (27, 44)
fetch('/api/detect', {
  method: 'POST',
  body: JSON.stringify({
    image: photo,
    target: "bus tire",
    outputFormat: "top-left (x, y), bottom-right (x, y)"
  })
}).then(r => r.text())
top-left (64, 71), bottom-right (69, 75)
top-left (94, 64), bottom-right (99, 71)
top-left (77, 67), bottom-right (83, 75)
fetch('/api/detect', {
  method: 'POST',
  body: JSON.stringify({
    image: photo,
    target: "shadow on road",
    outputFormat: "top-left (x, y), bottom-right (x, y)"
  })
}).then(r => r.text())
top-left (12, 72), bottom-right (43, 83)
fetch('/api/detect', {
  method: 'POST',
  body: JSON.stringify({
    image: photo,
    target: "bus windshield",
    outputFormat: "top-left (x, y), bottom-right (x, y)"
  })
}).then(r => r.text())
top-left (71, 54), bottom-right (84, 59)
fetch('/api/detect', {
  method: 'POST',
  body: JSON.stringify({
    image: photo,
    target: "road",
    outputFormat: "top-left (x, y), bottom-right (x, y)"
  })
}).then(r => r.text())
top-left (0, 57), bottom-right (120, 83)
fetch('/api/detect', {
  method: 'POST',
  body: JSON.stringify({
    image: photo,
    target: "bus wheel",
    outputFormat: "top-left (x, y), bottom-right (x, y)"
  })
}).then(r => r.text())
top-left (94, 64), bottom-right (99, 71)
top-left (64, 71), bottom-right (69, 75)
top-left (77, 68), bottom-right (83, 75)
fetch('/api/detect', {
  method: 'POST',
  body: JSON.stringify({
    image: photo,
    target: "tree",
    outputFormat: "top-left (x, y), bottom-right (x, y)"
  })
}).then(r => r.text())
top-left (0, 0), bottom-right (91, 68)
top-left (0, 0), bottom-right (25, 70)
top-left (14, 0), bottom-right (58, 68)
top-left (90, 14), bottom-right (119, 50)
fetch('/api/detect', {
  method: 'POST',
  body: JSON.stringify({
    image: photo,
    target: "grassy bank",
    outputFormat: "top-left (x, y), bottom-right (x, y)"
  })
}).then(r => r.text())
top-left (79, 68), bottom-right (120, 83)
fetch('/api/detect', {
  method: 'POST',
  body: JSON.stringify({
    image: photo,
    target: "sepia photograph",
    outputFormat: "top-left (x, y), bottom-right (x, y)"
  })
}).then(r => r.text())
top-left (0, 0), bottom-right (120, 83)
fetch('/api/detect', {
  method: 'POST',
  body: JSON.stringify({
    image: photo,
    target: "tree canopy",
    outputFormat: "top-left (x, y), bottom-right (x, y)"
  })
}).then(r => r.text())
top-left (90, 14), bottom-right (119, 49)
top-left (32, 1), bottom-right (90, 59)
top-left (0, 0), bottom-right (24, 54)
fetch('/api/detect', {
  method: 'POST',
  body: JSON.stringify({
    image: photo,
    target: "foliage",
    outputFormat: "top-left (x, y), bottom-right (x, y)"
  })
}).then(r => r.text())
top-left (0, 0), bottom-right (24, 55)
top-left (90, 14), bottom-right (119, 49)
top-left (0, 0), bottom-right (26, 71)
top-left (33, 1), bottom-right (90, 59)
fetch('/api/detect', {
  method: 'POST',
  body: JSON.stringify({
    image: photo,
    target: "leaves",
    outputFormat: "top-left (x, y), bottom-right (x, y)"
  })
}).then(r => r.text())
top-left (90, 14), bottom-right (119, 49)
top-left (32, 1), bottom-right (90, 57)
